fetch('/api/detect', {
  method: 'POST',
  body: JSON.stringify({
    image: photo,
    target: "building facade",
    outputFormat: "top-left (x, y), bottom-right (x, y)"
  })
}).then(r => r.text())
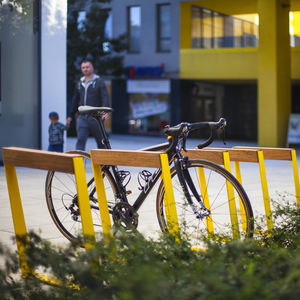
top-left (1, 0), bottom-right (299, 160)
top-left (109, 0), bottom-right (300, 147)
top-left (0, 0), bottom-right (67, 162)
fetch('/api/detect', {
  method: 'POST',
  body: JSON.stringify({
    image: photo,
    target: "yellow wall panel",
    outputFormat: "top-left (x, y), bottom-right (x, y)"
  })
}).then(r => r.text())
top-left (180, 48), bottom-right (258, 80)
top-left (180, 47), bottom-right (300, 80)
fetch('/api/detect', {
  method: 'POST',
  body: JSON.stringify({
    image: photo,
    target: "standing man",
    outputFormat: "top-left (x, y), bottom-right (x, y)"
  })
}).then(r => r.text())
top-left (67, 60), bottom-right (110, 150)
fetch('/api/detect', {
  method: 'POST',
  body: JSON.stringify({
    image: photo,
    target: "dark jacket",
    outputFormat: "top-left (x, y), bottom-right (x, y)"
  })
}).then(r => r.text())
top-left (70, 74), bottom-right (109, 119)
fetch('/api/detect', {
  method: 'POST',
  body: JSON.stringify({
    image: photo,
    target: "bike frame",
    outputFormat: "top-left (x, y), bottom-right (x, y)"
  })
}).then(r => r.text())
top-left (91, 114), bottom-right (205, 215)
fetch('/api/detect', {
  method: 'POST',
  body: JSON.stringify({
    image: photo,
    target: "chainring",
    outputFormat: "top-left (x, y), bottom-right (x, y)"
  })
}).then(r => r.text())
top-left (112, 202), bottom-right (139, 230)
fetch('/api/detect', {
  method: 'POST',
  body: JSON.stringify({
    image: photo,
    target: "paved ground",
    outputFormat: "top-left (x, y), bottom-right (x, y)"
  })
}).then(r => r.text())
top-left (0, 134), bottom-right (299, 263)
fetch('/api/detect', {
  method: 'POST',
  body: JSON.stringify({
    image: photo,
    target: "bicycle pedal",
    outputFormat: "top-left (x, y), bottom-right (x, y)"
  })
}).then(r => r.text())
top-left (126, 190), bottom-right (132, 195)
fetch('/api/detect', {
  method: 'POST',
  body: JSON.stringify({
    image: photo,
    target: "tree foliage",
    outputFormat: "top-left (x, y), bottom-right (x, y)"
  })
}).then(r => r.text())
top-left (1, 203), bottom-right (300, 299)
top-left (67, 0), bottom-right (126, 84)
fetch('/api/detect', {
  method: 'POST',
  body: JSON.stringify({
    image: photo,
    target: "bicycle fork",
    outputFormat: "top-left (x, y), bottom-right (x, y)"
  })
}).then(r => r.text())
top-left (174, 157), bottom-right (210, 219)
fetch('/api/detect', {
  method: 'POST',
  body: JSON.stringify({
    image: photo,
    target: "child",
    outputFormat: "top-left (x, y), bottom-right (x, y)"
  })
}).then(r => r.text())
top-left (48, 111), bottom-right (68, 152)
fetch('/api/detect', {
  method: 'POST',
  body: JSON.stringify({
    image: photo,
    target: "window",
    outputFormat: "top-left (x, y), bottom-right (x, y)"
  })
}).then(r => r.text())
top-left (191, 6), bottom-right (258, 49)
top-left (202, 9), bottom-right (212, 48)
top-left (233, 18), bottom-right (243, 47)
top-left (213, 12), bottom-right (224, 48)
top-left (157, 4), bottom-right (171, 52)
top-left (128, 6), bottom-right (141, 53)
top-left (192, 6), bottom-right (201, 48)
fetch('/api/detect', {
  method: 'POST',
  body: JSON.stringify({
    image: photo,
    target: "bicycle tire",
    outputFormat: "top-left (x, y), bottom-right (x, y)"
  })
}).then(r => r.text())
top-left (45, 150), bottom-right (118, 242)
top-left (156, 159), bottom-right (254, 248)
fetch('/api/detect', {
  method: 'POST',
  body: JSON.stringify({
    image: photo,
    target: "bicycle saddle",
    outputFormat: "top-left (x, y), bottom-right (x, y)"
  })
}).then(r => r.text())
top-left (78, 106), bottom-right (113, 115)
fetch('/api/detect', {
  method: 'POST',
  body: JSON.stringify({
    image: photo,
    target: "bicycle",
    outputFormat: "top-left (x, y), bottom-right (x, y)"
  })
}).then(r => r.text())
top-left (45, 106), bottom-right (254, 247)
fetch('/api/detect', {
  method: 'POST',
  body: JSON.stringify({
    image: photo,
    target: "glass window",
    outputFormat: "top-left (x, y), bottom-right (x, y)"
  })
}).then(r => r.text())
top-left (202, 9), bottom-right (212, 48)
top-left (243, 22), bottom-right (256, 47)
top-left (213, 12), bottom-right (224, 48)
top-left (233, 18), bottom-right (243, 47)
top-left (192, 6), bottom-right (202, 48)
top-left (128, 6), bottom-right (141, 53)
top-left (157, 4), bottom-right (171, 52)
top-left (191, 7), bottom-right (258, 49)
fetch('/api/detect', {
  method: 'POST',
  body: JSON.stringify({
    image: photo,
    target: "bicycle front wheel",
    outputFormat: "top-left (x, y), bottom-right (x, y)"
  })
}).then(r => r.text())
top-left (45, 150), bottom-right (118, 242)
top-left (156, 159), bottom-right (254, 247)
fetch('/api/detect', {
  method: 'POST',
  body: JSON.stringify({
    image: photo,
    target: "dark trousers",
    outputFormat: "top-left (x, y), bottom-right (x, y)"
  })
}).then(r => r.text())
top-left (48, 144), bottom-right (63, 152)
top-left (76, 115), bottom-right (105, 150)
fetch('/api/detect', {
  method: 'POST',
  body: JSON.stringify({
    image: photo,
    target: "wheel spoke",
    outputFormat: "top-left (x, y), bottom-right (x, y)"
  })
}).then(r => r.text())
top-left (45, 151), bottom-right (118, 242)
top-left (157, 159), bottom-right (253, 248)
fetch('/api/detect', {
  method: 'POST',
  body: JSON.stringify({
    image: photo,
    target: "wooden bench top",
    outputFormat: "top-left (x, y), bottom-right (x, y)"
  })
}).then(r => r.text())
top-left (90, 149), bottom-right (164, 168)
top-left (233, 146), bottom-right (293, 161)
top-left (2, 147), bottom-right (81, 173)
top-left (183, 149), bottom-right (226, 164)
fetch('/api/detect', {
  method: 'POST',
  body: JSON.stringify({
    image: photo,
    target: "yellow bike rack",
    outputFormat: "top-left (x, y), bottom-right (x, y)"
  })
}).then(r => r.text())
top-left (234, 147), bottom-right (300, 207)
top-left (185, 147), bottom-right (300, 232)
top-left (186, 148), bottom-right (273, 231)
top-left (2, 147), bottom-right (96, 281)
top-left (183, 149), bottom-right (241, 239)
top-left (90, 149), bottom-right (179, 237)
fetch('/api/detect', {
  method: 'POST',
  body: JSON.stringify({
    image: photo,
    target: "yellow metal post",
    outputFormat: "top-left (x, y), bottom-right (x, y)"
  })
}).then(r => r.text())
top-left (258, 0), bottom-right (291, 147)
top-left (180, 2), bottom-right (192, 49)
top-left (197, 167), bottom-right (214, 235)
top-left (291, 149), bottom-right (300, 206)
top-left (73, 157), bottom-right (96, 249)
top-left (223, 152), bottom-right (240, 239)
top-left (233, 161), bottom-right (247, 232)
top-left (4, 163), bottom-right (32, 276)
top-left (92, 163), bottom-right (113, 244)
top-left (159, 154), bottom-right (179, 236)
top-left (257, 151), bottom-right (273, 230)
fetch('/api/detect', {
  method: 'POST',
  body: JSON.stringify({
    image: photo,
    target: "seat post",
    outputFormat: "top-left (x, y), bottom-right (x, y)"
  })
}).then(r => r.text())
top-left (93, 114), bottom-right (112, 149)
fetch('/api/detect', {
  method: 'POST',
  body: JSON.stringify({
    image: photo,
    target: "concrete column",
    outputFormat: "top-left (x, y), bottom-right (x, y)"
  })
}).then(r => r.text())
top-left (41, 0), bottom-right (67, 150)
top-left (258, 0), bottom-right (291, 147)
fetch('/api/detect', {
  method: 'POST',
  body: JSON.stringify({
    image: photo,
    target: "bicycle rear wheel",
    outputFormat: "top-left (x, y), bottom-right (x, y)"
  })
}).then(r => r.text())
top-left (156, 159), bottom-right (254, 248)
top-left (45, 150), bottom-right (118, 242)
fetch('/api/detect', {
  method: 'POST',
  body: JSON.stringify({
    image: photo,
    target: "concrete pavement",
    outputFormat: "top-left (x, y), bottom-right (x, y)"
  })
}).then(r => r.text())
top-left (0, 134), bottom-right (299, 258)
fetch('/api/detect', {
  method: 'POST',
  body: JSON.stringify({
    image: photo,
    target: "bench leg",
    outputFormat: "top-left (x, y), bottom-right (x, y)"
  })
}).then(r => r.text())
top-left (4, 164), bottom-right (31, 276)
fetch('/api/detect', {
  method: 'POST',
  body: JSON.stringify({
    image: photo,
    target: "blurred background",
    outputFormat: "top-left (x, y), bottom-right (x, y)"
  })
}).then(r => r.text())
top-left (1, 0), bottom-right (300, 163)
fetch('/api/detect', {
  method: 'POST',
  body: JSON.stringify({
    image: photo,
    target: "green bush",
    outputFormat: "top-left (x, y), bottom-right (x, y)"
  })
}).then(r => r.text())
top-left (0, 203), bottom-right (300, 299)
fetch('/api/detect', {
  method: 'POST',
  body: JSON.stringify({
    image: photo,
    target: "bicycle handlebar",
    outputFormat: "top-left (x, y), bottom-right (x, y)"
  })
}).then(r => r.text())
top-left (164, 118), bottom-right (226, 150)
top-left (189, 118), bottom-right (226, 132)
top-left (193, 118), bottom-right (226, 149)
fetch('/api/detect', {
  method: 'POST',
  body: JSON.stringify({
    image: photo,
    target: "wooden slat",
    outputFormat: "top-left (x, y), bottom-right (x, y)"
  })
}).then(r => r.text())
top-left (90, 149), bottom-right (163, 168)
top-left (183, 149), bottom-right (225, 164)
top-left (227, 149), bottom-right (259, 162)
top-left (2, 147), bottom-right (79, 173)
top-left (201, 148), bottom-right (259, 162)
top-left (233, 146), bottom-right (292, 160)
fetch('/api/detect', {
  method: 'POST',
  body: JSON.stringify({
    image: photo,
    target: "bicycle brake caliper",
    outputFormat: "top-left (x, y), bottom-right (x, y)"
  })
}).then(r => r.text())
top-left (190, 203), bottom-right (210, 219)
